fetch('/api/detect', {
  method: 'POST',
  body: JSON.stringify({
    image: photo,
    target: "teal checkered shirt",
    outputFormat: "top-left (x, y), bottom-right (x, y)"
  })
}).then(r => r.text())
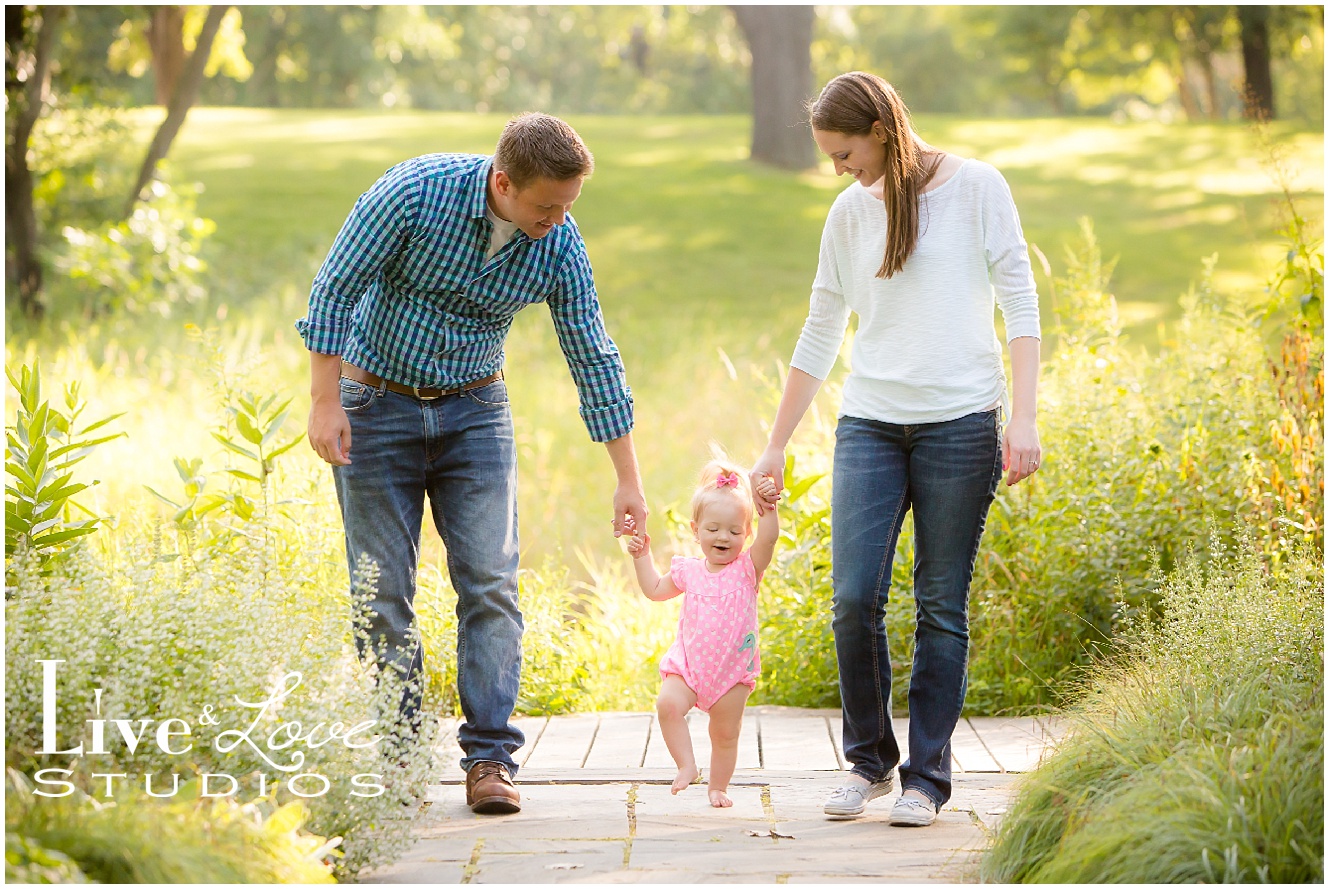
top-left (297, 153), bottom-right (633, 443)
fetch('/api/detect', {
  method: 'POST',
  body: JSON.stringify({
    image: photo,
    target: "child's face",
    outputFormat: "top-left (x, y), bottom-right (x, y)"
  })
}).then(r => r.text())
top-left (691, 498), bottom-right (751, 567)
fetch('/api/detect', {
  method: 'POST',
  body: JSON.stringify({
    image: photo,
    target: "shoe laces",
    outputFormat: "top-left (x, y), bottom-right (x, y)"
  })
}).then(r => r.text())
top-left (472, 762), bottom-right (511, 782)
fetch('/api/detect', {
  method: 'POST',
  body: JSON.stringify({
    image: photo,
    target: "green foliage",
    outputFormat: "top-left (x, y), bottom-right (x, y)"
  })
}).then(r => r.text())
top-left (980, 534), bottom-right (1323, 883)
top-left (29, 103), bottom-right (135, 234)
top-left (968, 220), bottom-right (1321, 711)
top-left (4, 505), bottom-right (434, 878)
top-left (6, 364), bottom-right (432, 878)
top-left (145, 327), bottom-right (307, 553)
top-left (6, 773), bottom-right (336, 883)
top-left (58, 174), bottom-right (217, 318)
top-left (5, 831), bottom-right (90, 883)
top-left (750, 450), bottom-right (838, 708)
top-left (1256, 119), bottom-right (1326, 328)
top-left (4, 361), bottom-right (123, 583)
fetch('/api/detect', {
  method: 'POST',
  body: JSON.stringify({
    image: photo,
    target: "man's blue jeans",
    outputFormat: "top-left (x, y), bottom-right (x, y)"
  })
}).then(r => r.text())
top-left (831, 410), bottom-right (1001, 807)
top-left (333, 377), bottom-right (525, 774)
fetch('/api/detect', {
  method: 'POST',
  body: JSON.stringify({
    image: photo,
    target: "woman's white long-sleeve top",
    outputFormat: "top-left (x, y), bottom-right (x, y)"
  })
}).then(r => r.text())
top-left (790, 159), bottom-right (1041, 425)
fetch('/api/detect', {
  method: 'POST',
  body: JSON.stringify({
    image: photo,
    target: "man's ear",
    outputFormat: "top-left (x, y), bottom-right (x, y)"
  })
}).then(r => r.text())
top-left (493, 169), bottom-right (513, 196)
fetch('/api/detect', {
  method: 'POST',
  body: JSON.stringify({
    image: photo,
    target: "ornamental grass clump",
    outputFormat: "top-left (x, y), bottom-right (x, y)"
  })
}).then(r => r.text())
top-left (980, 534), bottom-right (1323, 883)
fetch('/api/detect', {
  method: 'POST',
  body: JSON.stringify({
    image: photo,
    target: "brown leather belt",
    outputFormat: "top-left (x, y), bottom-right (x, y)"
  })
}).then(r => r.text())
top-left (341, 363), bottom-right (503, 399)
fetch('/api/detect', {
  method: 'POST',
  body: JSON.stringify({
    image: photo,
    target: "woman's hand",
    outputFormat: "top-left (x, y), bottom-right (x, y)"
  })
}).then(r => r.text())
top-left (749, 447), bottom-right (786, 515)
top-left (1002, 415), bottom-right (1042, 486)
top-left (753, 474), bottom-right (780, 508)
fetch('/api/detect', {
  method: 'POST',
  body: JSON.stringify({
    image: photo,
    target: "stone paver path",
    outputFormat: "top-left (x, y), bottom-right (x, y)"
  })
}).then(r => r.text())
top-left (361, 707), bottom-right (1062, 884)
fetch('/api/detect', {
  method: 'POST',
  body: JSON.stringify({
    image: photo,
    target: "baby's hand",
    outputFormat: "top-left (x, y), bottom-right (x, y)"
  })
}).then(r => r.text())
top-left (755, 474), bottom-right (781, 506)
top-left (626, 529), bottom-right (651, 559)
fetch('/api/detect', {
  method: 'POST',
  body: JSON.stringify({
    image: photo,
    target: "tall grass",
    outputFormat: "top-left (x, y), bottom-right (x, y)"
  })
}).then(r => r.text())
top-left (979, 534), bottom-right (1323, 883)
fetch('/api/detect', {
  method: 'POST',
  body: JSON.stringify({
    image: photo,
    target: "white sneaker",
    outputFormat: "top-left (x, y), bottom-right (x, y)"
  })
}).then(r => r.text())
top-left (889, 793), bottom-right (938, 827)
top-left (823, 772), bottom-right (895, 817)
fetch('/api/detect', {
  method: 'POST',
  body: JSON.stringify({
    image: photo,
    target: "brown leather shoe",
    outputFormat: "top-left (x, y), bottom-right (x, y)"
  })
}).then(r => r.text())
top-left (466, 761), bottom-right (521, 815)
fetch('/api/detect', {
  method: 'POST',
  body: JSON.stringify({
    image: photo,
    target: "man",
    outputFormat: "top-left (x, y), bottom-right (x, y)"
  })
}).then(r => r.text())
top-left (298, 113), bottom-right (648, 815)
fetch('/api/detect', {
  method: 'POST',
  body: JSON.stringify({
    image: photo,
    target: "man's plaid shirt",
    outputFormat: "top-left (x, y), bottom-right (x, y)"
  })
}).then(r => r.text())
top-left (296, 153), bottom-right (633, 443)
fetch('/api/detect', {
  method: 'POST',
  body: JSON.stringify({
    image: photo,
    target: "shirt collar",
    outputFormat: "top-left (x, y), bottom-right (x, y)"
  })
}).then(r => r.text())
top-left (469, 156), bottom-right (494, 220)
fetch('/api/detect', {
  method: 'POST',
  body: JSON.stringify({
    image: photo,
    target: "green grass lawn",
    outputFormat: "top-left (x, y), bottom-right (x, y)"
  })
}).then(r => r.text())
top-left (8, 109), bottom-right (1323, 568)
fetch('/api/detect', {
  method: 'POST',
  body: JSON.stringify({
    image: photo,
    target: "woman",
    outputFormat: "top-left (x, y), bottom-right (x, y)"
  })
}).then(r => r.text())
top-left (750, 72), bottom-right (1042, 827)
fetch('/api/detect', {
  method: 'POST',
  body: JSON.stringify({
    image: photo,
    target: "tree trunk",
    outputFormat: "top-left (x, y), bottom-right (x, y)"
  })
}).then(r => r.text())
top-left (1238, 5), bottom-right (1275, 120)
top-left (5, 7), bottom-right (63, 319)
top-left (1198, 51), bottom-right (1220, 120)
top-left (124, 5), bottom-right (229, 218)
top-left (147, 5), bottom-right (186, 106)
top-left (732, 6), bottom-right (816, 171)
top-left (1175, 62), bottom-right (1202, 121)
top-left (245, 7), bottom-right (288, 107)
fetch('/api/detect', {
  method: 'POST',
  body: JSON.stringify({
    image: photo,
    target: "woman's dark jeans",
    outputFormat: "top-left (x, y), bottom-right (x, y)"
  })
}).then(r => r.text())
top-left (831, 410), bottom-right (1001, 807)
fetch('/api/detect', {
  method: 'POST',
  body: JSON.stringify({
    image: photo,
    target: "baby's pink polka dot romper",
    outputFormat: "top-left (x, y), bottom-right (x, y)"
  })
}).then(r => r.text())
top-left (659, 551), bottom-right (760, 712)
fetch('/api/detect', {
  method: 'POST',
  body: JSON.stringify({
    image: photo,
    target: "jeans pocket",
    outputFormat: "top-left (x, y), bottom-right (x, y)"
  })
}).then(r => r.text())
top-left (339, 378), bottom-right (376, 413)
top-left (464, 380), bottom-right (509, 408)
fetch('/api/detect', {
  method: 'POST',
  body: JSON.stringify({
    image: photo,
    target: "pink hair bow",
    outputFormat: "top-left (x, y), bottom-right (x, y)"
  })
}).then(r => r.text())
top-left (716, 471), bottom-right (740, 488)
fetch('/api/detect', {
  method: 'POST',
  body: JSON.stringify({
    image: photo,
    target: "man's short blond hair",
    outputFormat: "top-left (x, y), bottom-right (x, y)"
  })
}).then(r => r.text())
top-left (494, 112), bottom-right (594, 189)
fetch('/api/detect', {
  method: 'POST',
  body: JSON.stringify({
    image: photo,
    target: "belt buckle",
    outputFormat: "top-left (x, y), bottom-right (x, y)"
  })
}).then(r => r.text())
top-left (411, 385), bottom-right (443, 401)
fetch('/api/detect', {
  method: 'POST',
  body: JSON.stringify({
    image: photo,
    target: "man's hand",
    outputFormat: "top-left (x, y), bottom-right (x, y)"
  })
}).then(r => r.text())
top-left (613, 482), bottom-right (648, 539)
top-left (308, 399), bottom-right (352, 465)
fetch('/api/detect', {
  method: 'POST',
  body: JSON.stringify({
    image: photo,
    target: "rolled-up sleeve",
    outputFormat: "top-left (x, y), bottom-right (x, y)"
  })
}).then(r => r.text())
top-left (296, 162), bottom-right (421, 355)
top-left (547, 245), bottom-right (634, 443)
top-left (790, 216), bottom-right (852, 380)
top-left (983, 172), bottom-right (1041, 342)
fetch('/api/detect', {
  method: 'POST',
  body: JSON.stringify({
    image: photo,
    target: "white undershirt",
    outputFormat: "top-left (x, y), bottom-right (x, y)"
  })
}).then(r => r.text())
top-left (790, 158), bottom-right (1041, 425)
top-left (485, 205), bottom-right (520, 261)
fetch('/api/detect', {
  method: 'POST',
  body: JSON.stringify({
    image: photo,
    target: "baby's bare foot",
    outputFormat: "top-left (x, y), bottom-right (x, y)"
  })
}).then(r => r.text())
top-left (708, 788), bottom-right (733, 808)
top-left (671, 765), bottom-right (700, 794)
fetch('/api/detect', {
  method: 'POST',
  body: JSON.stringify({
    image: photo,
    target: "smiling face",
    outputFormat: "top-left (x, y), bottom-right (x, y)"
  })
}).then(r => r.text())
top-left (691, 496), bottom-right (752, 568)
top-left (813, 124), bottom-right (889, 186)
top-left (489, 170), bottom-right (584, 239)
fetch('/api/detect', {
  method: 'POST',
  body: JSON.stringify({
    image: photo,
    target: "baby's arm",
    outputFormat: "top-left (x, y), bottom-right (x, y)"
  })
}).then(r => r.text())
top-left (749, 476), bottom-right (781, 578)
top-left (627, 528), bottom-right (682, 601)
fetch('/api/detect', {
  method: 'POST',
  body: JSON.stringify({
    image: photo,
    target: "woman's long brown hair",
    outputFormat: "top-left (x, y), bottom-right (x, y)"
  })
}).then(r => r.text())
top-left (809, 72), bottom-right (942, 278)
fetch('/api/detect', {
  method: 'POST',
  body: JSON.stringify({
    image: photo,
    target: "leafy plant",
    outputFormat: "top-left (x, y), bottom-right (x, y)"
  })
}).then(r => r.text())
top-left (146, 332), bottom-right (307, 553)
top-left (4, 361), bottom-right (123, 583)
top-left (56, 172), bottom-right (216, 318)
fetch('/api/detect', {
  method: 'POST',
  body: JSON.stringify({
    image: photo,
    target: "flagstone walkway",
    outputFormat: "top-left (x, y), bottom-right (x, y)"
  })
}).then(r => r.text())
top-left (361, 707), bottom-right (1063, 884)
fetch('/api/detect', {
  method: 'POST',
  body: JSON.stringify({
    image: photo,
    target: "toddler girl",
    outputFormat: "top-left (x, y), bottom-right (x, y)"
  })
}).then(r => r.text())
top-left (627, 459), bottom-right (780, 807)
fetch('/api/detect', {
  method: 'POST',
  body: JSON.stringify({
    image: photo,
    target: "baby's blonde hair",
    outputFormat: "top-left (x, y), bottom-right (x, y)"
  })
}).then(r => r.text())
top-left (690, 457), bottom-right (755, 527)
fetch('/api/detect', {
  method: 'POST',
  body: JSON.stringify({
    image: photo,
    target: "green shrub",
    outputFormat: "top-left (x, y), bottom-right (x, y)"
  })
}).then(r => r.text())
top-left (6, 773), bottom-right (336, 883)
top-left (58, 174), bottom-right (217, 318)
top-left (980, 534), bottom-right (1324, 883)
